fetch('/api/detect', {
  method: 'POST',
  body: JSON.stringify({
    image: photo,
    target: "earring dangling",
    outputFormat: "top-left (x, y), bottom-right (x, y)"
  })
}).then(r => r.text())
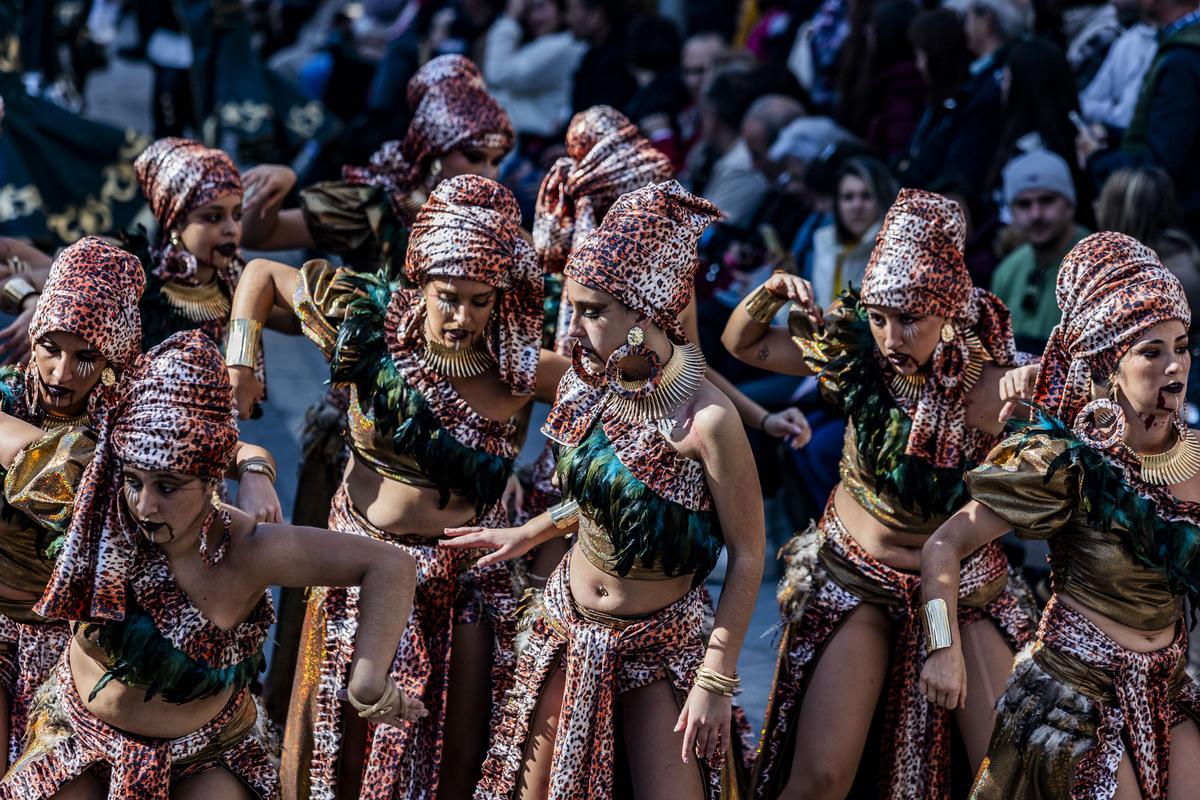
top-left (570, 340), bottom-right (605, 387)
top-left (100, 367), bottom-right (115, 388)
top-left (940, 323), bottom-right (955, 343)
top-left (430, 158), bottom-right (443, 177)
top-left (605, 326), bottom-right (664, 400)
top-left (199, 489), bottom-right (231, 567)
top-left (169, 229), bottom-right (183, 250)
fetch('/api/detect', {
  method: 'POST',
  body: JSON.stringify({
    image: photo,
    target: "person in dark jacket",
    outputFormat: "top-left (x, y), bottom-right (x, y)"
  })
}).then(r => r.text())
top-left (1081, 0), bottom-right (1200, 240)
top-left (566, 0), bottom-right (638, 113)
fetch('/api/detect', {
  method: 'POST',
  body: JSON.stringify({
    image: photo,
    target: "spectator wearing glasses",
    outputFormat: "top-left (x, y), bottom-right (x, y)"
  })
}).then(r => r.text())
top-left (989, 150), bottom-right (1089, 352)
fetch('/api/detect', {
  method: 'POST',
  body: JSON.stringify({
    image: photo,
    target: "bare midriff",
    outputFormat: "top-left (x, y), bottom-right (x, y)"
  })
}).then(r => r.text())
top-left (568, 548), bottom-right (695, 618)
top-left (343, 452), bottom-right (481, 538)
top-left (1057, 593), bottom-right (1178, 654)
top-left (69, 638), bottom-right (233, 739)
top-left (832, 484), bottom-right (926, 573)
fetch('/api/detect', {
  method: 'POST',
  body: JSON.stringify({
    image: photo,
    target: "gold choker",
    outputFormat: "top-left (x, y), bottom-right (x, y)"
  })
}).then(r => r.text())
top-left (421, 332), bottom-right (496, 378)
top-left (1122, 429), bottom-right (1200, 486)
top-left (161, 279), bottom-right (231, 322)
top-left (41, 411), bottom-right (90, 431)
top-left (888, 330), bottom-right (986, 402)
top-left (606, 342), bottom-right (707, 423)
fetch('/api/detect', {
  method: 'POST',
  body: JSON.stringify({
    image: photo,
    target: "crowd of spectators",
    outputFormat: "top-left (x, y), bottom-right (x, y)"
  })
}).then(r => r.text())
top-left (20, 0), bottom-right (1200, 537)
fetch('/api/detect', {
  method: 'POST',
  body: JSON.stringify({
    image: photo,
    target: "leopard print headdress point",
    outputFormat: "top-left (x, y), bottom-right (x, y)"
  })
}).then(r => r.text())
top-left (534, 105), bottom-right (675, 273)
top-left (565, 180), bottom-right (718, 344)
top-left (861, 189), bottom-right (1027, 468)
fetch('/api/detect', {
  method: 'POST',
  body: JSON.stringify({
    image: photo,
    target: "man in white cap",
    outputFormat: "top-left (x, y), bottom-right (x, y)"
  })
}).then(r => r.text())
top-left (989, 150), bottom-right (1090, 350)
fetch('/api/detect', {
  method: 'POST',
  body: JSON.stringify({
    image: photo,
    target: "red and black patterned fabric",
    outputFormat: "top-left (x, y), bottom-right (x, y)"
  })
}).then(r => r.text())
top-left (342, 55), bottom-right (513, 220)
top-left (34, 330), bottom-right (239, 624)
top-left (859, 189), bottom-right (1027, 469)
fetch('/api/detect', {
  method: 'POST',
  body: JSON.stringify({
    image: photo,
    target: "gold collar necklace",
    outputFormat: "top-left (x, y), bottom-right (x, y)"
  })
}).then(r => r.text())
top-left (1122, 429), bottom-right (1200, 486)
top-left (888, 330), bottom-right (986, 402)
top-left (421, 331), bottom-right (496, 378)
top-left (161, 278), bottom-right (231, 323)
top-left (40, 411), bottom-right (90, 431)
top-left (605, 342), bottom-right (707, 423)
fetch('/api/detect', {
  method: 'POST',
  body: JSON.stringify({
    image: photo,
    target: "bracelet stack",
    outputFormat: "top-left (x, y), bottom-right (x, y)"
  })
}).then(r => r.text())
top-left (922, 598), bottom-right (954, 654)
top-left (694, 665), bottom-right (740, 697)
top-left (744, 284), bottom-right (788, 324)
top-left (548, 499), bottom-right (580, 532)
top-left (1, 276), bottom-right (38, 316)
top-left (346, 676), bottom-right (406, 720)
top-left (237, 456), bottom-right (277, 485)
top-left (225, 318), bottom-right (263, 369)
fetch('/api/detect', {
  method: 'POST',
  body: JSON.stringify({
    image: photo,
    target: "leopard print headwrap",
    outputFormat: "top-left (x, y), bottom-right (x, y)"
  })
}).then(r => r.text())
top-left (400, 174), bottom-right (542, 395)
top-left (133, 137), bottom-right (245, 286)
top-left (565, 180), bottom-right (718, 344)
top-left (534, 105), bottom-right (675, 273)
top-left (861, 189), bottom-right (1027, 468)
top-left (35, 330), bottom-right (239, 623)
top-left (1034, 231), bottom-right (1190, 448)
top-left (342, 55), bottom-right (514, 219)
top-left (26, 237), bottom-right (146, 420)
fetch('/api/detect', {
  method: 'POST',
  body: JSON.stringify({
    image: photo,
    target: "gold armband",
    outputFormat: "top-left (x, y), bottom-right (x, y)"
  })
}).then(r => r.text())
top-left (744, 283), bottom-right (788, 324)
top-left (694, 665), bottom-right (740, 697)
top-left (547, 499), bottom-right (580, 531)
top-left (225, 318), bottom-right (263, 369)
top-left (1, 276), bottom-right (38, 316)
top-left (237, 456), bottom-right (276, 484)
top-left (922, 598), bottom-right (953, 654)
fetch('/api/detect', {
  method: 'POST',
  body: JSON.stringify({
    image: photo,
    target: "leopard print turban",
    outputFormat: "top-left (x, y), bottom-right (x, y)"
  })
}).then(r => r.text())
top-left (342, 55), bottom-right (513, 218)
top-left (135, 137), bottom-right (242, 241)
top-left (534, 105), bottom-right (675, 273)
top-left (31, 237), bottom-right (144, 371)
top-left (25, 237), bottom-right (146, 421)
top-left (36, 330), bottom-right (239, 623)
top-left (861, 189), bottom-right (1028, 468)
top-left (400, 174), bottom-right (542, 394)
top-left (1035, 231), bottom-right (1190, 447)
top-left (566, 180), bottom-right (719, 344)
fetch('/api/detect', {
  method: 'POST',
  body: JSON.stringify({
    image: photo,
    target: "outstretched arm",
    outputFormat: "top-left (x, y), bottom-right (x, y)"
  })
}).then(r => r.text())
top-left (238, 517), bottom-right (427, 725)
top-left (238, 165), bottom-right (315, 251)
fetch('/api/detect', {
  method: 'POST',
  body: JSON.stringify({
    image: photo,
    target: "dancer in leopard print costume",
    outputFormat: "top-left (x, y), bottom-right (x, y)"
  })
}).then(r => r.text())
top-left (923, 232), bottom-right (1200, 799)
top-left (724, 189), bottom-right (1039, 799)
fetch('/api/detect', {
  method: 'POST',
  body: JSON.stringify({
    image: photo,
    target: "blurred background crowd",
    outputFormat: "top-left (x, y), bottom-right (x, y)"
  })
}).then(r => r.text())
top-left (6, 0), bottom-right (1200, 577)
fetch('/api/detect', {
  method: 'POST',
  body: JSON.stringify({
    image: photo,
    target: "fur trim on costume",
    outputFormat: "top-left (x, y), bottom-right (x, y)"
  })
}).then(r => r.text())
top-left (994, 644), bottom-right (1097, 769)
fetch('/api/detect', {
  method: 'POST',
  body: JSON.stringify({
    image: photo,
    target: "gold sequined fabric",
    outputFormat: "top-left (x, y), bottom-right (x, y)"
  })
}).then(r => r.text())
top-left (294, 259), bottom-right (358, 359)
top-left (968, 433), bottom-right (1185, 630)
top-left (0, 427), bottom-right (97, 614)
top-left (836, 427), bottom-right (950, 536)
top-left (576, 515), bottom-right (672, 581)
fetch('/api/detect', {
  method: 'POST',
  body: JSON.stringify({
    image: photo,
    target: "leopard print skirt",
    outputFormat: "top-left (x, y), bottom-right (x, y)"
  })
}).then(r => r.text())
top-left (1, 618), bottom-right (70, 766)
top-left (280, 484), bottom-right (523, 800)
top-left (0, 656), bottom-right (277, 798)
top-left (751, 499), bottom-right (1036, 800)
top-left (972, 596), bottom-right (1200, 800)
top-left (477, 550), bottom-right (738, 800)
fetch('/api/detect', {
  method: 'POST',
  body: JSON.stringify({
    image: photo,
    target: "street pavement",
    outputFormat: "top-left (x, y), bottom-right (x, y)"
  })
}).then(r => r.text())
top-left (78, 35), bottom-right (785, 741)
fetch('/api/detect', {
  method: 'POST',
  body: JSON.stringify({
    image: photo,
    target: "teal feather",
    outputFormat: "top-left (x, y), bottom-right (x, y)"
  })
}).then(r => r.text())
top-left (83, 602), bottom-right (264, 704)
top-left (557, 425), bottom-right (722, 579)
top-left (823, 290), bottom-right (972, 519)
top-left (1013, 407), bottom-right (1200, 604)
top-left (330, 272), bottom-right (512, 512)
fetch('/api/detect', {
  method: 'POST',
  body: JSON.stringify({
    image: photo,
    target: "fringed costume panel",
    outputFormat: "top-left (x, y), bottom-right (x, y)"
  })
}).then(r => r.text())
top-left (752, 501), bottom-right (1036, 800)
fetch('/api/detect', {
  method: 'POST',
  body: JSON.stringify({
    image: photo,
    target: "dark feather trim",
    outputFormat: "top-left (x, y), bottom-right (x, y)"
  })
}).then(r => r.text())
top-left (82, 602), bottom-right (264, 704)
top-left (557, 425), bottom-right (722, 579)
top-left (330, 271), bottom-right (511, 512)
top-left (824, 290), bottom-right (971, 518)
top-left (1013, 408), bottom-right (1200, 603)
